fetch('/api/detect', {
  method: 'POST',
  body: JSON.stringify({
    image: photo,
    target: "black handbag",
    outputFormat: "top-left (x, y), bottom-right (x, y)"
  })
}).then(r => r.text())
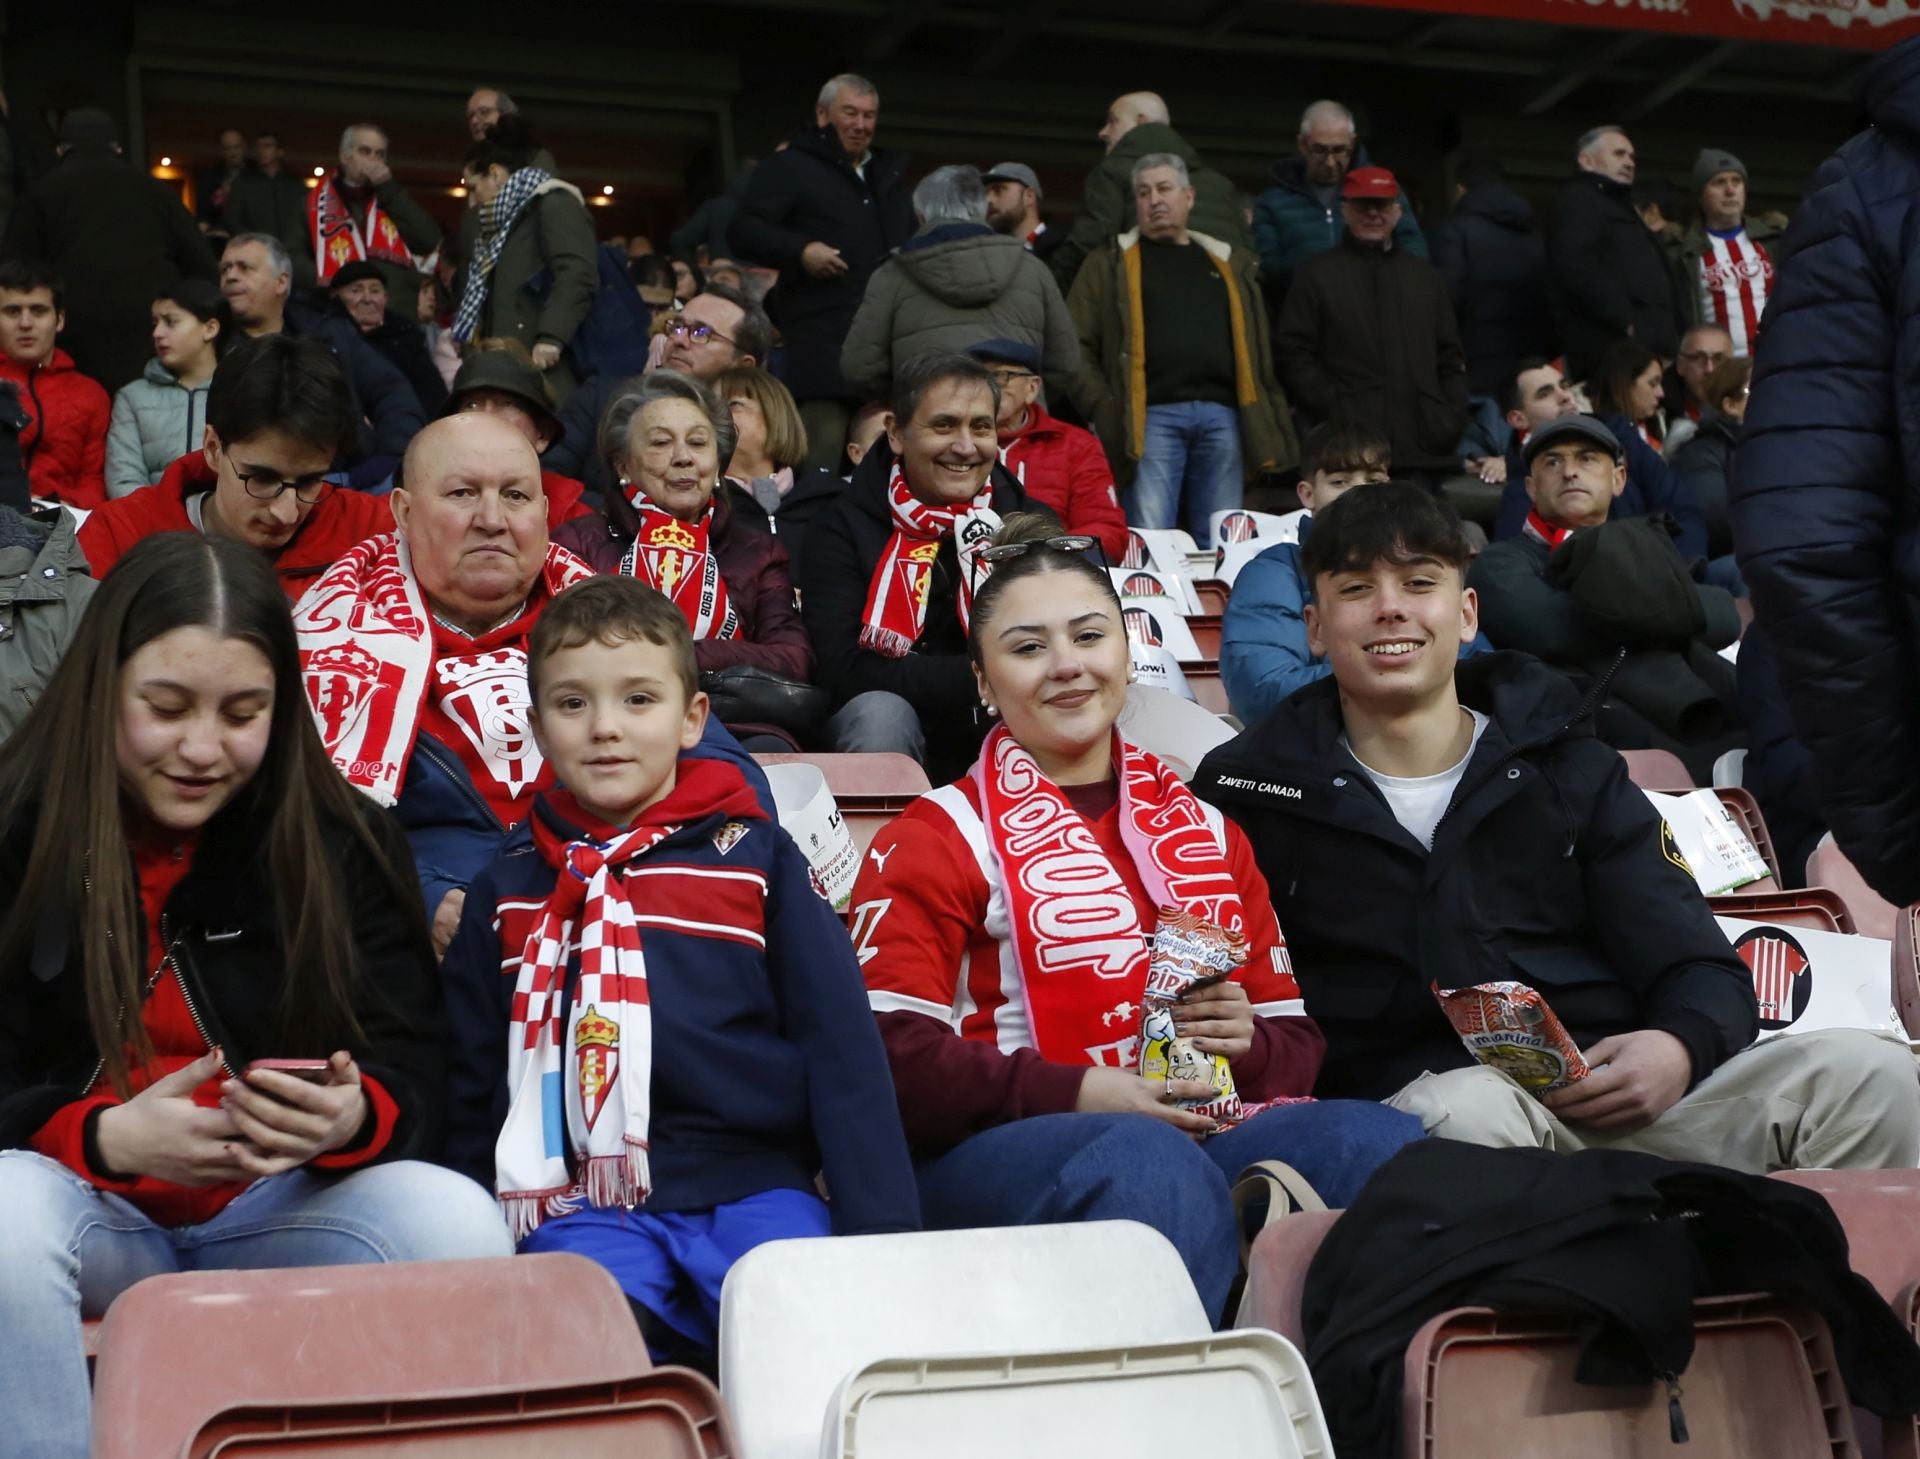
top-left (699, 665), bottom-right (832, 738)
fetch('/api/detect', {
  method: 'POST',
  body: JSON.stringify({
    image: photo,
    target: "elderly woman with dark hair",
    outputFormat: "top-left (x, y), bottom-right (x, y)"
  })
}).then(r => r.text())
top-left (554, 370), bottom-right (814, 750)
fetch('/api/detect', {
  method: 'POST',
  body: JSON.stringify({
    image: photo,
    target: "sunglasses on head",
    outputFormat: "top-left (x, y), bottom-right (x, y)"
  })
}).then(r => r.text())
top-left (969, 533), bottom-right (1105, 595)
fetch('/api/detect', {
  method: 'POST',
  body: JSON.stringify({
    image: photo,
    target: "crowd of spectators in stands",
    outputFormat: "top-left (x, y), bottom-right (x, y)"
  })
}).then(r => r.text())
top-left (2, 45), bottom-right (1920, 1454)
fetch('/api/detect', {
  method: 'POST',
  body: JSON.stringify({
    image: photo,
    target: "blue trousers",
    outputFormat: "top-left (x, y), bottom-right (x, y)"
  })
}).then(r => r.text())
top-left (915, 1101), bottom-right (1422, 1323)
top-left (521, 1186), bottom-right (831, 1356)
top-left (1127, 401), bottom-right (1244, 540)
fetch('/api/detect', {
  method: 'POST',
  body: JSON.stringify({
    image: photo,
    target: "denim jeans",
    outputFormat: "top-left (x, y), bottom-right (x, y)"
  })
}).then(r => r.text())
top-left (0, 1151), bottom-right (513, 1458)
top-left (823, 690), bottom-right (926, 761)
top-left (1126, 401), bottom-right (1245, 539)
top-left (914, 1101), bottom-right (1422, 1323)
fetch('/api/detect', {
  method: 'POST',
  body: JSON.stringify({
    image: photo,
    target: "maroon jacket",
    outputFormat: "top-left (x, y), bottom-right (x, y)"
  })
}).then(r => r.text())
top-left (553, 485), bottom-right (814, 683)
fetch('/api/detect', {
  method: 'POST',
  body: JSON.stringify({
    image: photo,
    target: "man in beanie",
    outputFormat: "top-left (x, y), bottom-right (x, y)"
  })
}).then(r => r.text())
top-left (328, 259), bottom-right (447, 416)
top-left (1669, 148), bottom-right (1782, 357)
top-left (1, 108), bottom-right (216, 391)
top-left (1275, 165), bottom-right (1468, 480)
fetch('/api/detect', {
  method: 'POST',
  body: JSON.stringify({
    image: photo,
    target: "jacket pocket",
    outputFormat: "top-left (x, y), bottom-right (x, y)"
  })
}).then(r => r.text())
top-left (1504, 944), bottom-right (1640, 1038)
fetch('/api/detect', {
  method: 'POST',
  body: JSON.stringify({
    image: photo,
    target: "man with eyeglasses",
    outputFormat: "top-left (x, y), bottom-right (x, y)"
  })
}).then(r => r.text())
top-left (545, 283), bottom-right (773, 502)
top-left (79, 335), bottom-right (395, 601)
top-left (1468, 415), bottom-right (1740, 776)
top-left (1662, 323), bottom-right (1734, 458)
top-left (969, 339), bottom-right (1126, 560)
top-left (1252, 100), bottom-right (1426, 312)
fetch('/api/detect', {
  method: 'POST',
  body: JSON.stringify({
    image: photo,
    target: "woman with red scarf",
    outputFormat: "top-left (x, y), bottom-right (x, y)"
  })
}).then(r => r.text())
top-left (555, 370), bottom-right (812, 750)
top-left (849, 519), bottom-right (1421, 1322)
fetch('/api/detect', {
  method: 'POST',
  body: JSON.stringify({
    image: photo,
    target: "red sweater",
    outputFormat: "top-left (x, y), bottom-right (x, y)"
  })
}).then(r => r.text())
top-left (79, 454), bottom-right (396, 601)
top-left (28, 835), bottom-right (397, 1225)
top-left (2, 350), bottom-right (109, 508)
top-left (852, 775), bottom-right (1324, 1154)
top-left (998, 404), bottom-right (1129, 562)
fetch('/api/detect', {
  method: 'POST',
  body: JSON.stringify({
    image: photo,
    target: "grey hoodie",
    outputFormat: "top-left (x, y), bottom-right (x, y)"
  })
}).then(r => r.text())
top-left (105, 355), bottom-right (209, 498)
top-left (839, 221), bottom-right (1081, 400)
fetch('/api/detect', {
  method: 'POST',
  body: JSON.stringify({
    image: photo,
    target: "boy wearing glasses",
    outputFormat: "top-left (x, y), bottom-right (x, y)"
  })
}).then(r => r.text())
top-left (80, 335), bottom-right (394, 600)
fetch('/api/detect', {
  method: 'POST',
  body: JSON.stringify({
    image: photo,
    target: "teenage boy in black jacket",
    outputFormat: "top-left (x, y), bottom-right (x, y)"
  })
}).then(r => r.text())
top-left (1194, 483), bottom-right (1919, 1171)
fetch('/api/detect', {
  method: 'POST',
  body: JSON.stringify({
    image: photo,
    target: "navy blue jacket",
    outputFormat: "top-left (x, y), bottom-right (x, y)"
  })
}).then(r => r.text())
top-left (1731, 35), bottom-right (1920, 905)
top-left (440, 780), bottom-right (920, 1233)
top-left (1428, 182), bottom-right (1557, 399)
top-left (1494, 412), bottom-right (1707, 563)
top-left (283, 297), bottom-right (426, 488)
top-left (400, 711), bottom-right (770, 918)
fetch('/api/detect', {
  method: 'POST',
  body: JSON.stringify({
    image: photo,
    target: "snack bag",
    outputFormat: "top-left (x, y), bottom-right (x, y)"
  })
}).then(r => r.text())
top-left (1139, 907), bottom-right (1245, 1123)
top-left (1433, 980), bottom-right (1592, 1094)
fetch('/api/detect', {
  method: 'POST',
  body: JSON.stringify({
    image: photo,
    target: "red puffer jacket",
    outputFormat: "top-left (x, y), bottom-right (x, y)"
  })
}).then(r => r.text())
top-left (997, 403), bottom-right (1129, 561)
top-left (0, 350), bottom-right (110, 508)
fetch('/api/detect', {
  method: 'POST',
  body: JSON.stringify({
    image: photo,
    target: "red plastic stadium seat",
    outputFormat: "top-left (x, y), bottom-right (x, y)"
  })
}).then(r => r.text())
top-left (1806, 838), bottom-right (1901, 941)
top-left (91, 1255), bottom-right (652, 1459)
top-left (1235, 1209), bottom-right (1341, 1349)
top-left (752, 752), bottom-right (930, 799)
top-left (1193, 578), bottom-right (1230, 615)
top-left (1895, 907), bottom-right (1920, 1041)
top-left (1183, 662), bottom-right (1231, 716)
top-left (1186, 614), bottom-right (1223, 659)
top-left (1619, 748), bottom-right (1695, 792)
top-left (182, 1369), bottom-right (737, 1457)
top-left (1710, 786), bottom-right (1781, 884)
top-left (1706, 886), bottom-right (1854, 934)
top-left (1404, 1295), bottom-right (1858, 1458)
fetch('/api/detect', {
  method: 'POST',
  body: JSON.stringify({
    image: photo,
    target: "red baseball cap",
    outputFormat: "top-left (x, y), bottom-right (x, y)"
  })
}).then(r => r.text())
top-left (1341, 166), bottom-right (1399, 201)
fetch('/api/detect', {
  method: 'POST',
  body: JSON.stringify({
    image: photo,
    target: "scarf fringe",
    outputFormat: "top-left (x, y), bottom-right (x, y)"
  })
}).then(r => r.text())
top-left (859, 624), bottom-right (919, 659)
top-left (585, 1140), bottom-right (652, 1210)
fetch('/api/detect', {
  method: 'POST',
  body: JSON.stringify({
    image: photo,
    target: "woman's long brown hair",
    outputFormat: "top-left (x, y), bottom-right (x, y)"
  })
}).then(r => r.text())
top-left (0, 533), bottom-right (423, 1094)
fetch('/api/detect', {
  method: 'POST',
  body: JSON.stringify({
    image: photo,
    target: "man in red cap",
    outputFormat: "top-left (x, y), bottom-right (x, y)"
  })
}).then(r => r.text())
top-left (1274, 164), bottom-right (1468, 481)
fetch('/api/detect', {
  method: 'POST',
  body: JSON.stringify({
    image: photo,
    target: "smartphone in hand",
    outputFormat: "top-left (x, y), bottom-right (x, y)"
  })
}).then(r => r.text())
top-left (245, 1058), bottom-right (332, 1084)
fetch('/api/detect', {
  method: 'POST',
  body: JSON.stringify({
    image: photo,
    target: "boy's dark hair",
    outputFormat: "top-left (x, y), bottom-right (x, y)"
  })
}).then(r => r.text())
top-left (1504, 355), bottom-right (1556, 416)
top-left (206, 334), bottom-right (358, 455)
top-left (529, 576), bottom-right (698, 705)
top-left (1300, 420), bottom-right (1392, 481)
top-left (464, 113), bottom-right (537, 176)
top-left (1299, 481), bottom-right (1475, 597)
top-left (891, 351), bottom-right (999, 427)
top-left (0, 259), bottom-right (64, 312)
top-left (153, 278), bottom-right (234, 359)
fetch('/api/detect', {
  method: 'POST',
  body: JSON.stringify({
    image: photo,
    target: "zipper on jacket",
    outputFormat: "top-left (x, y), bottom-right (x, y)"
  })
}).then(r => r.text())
top-left (77, 902), bottom-right (200, 1092)
top-left (167, 919), bottom-right (237, 1079)
top-left (22, 365), bottom-right (42, 469)
top-left (415, 735), bottom-right (513, 827)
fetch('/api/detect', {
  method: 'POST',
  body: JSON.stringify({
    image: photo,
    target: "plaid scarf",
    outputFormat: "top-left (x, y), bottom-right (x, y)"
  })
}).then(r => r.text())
top-left (309, 173), bottom-right (418, 283)
top-left (293, 533), bottom-right (593, 807)
top-left (617, 497), bottom-right (740, 641)
top-left (496, 773), bottom-right (762, 1238)
top-left (858, 465), bottom-right (1000, 658)
top-left (453, 167), bottom-right (556, 344)
top-left (970, 725), bottom-right (1248, 1064)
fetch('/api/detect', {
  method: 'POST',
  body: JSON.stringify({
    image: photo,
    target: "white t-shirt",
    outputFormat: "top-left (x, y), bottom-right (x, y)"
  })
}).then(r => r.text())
top-left (1346, 710), bottom-right (1491, 849)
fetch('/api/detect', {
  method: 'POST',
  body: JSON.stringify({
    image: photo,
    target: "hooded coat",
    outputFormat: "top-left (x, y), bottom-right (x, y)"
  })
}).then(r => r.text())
top-left (838, 222), bottom-right (1080, 401)
top-left (1428, 180), bottom-right (1557, 397)
top-left (1730, 34), bottom-right (1920, 905)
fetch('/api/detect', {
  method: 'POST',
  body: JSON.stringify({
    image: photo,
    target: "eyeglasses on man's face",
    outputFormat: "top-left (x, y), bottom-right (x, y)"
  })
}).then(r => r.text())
top-left (666, 319), bottom-right (735, 348)
top-left (231, 461), bottom-right (330, 503)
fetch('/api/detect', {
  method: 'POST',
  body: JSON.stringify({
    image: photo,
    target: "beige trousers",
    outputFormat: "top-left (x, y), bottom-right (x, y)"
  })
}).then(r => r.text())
top-left (1387, 1028), bottom-right (1920, 1173)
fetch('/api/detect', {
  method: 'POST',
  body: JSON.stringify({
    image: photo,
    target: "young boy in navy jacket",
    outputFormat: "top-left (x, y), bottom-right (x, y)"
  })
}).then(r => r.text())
top-left (442, 576), bottom-right (919, 1364)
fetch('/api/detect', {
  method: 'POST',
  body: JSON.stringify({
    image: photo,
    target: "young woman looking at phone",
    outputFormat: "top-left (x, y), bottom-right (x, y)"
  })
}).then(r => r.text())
top-left (0, 534), bottom-right (510, 1458)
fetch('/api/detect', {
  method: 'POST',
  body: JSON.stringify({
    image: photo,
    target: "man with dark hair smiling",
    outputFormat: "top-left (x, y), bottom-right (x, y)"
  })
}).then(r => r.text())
top-left (799, 352), bottom-right (1031, 778)
top-left (1193, 482), bottom-right (1919, 1171)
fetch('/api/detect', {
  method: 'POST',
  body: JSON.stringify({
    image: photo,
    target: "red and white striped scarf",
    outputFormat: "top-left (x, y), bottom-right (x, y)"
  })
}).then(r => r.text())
top-left (496, 775), bottom-right (763, 1237)
top-left (1523, 510), bottom-right (1575, 552)
top-left (970, 725), bottom-right (1246, 1064)
top-left (617, 497), bottom-right (740, 641)
top-left (859, 465), bottom-right (999, 658)
top-left (309, 173), bottom-right (419, 284)
top-left (293, 533), bottom-right (593, 807)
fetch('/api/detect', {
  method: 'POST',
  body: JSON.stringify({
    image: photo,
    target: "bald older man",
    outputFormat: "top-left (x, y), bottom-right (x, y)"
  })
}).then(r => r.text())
top-left (294, 412), bottom-right (593, 952)
top-left (295, 413), bottom-right (769, 954)
top-left (1048, 89), bottom-right (1249, 293)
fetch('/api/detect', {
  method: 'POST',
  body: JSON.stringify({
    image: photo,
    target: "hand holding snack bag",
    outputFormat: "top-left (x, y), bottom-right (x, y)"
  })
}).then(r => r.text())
top-left (1138, 907), bottom-right (1246, 1124)
top-left (1433, 980), bottom-right (1592, 1095)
